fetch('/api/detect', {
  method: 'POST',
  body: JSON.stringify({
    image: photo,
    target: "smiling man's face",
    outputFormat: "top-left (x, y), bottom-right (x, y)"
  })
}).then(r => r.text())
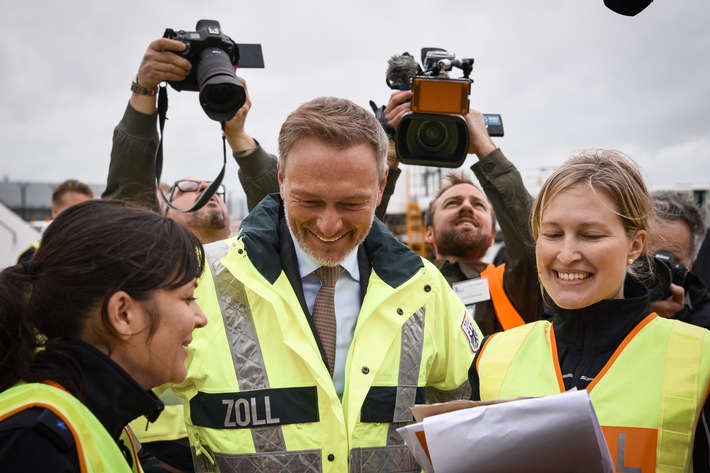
top-left (279, 138), bottom-right (386, 267)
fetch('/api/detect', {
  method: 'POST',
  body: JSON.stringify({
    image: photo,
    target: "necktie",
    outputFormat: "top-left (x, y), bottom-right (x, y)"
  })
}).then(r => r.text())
top-left (313, 265), bottom-right (342, 377)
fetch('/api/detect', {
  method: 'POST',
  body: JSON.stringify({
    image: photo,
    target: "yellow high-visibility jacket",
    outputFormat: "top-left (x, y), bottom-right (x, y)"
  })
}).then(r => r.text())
top-left (172, 194), bottom-right (481, 473)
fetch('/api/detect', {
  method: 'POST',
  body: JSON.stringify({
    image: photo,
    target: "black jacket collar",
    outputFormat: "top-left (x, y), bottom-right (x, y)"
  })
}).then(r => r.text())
top-left (34, 339), bottom-right (163, 440)
top-left (550, 275), bottom-right (653, 351)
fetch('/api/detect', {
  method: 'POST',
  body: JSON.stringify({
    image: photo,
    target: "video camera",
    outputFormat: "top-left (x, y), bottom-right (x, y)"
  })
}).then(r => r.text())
top-left (163, 19), bottom-right (264, 122)
top-left (387, 48), bottom-right (503, 168)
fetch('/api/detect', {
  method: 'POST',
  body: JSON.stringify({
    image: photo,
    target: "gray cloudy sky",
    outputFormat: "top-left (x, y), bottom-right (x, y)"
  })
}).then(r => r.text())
top-left (1, 0), bottom-right (709, 211)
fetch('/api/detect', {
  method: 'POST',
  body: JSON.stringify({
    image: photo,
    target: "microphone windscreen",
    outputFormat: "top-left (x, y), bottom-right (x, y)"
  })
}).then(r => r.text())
top-left (386, 54), bottom-right (419, 89)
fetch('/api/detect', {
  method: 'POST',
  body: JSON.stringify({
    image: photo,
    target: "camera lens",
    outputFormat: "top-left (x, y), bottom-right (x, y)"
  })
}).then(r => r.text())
top-left (416, 121), bottom-right (449, 152)
top-left (396, 113), bottom-right (469, 168)
top-left (196, 48), bottom-right (246, 122)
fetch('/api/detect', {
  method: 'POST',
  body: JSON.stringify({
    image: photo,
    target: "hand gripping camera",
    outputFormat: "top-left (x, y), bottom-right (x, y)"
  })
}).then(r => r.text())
top-left (163, 20), bottom-right (264, 122)
top-left (389, 48), bottom-right (503, 168)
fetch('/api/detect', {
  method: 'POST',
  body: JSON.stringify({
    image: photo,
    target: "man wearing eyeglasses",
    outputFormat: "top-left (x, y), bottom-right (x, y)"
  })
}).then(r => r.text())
top-left (163, 178), bottom-right (230, 243)
top-left (104, 36), bottom-right (279, 246)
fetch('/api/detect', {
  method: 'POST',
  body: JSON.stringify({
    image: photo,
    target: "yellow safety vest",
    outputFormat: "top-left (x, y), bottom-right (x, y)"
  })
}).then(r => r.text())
top-left (477, 315), bottom-right (710, 472)
top-left (172, 236), bottom-right (478, 473)
top-left (0, 382), bottom-right (143, 473)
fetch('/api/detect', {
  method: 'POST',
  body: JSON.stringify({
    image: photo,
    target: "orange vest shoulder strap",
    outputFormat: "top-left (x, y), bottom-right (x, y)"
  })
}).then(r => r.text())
top-left (481, 263), bottom-right (525, 331)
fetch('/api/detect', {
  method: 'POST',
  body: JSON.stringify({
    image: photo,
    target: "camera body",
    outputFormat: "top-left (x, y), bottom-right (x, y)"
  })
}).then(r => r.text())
top-left (646, 250), bottom-right (689, 301)
top-left (163, 20), bottom-right (264, 122)
top-left (393, 48), bottom-right (503, 168)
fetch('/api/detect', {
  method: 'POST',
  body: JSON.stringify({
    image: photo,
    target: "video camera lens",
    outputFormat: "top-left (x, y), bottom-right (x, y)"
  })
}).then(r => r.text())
top-left (396, 113), bottom-right (469, 168)
top-left (416, 121), bottom-right (449, 152)
top-left (196, 47), bottom-right (246, 122)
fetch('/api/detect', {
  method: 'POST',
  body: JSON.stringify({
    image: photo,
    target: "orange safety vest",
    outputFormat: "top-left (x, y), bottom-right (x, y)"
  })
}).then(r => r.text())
top-left (480, 263), bottom-right (525, 330)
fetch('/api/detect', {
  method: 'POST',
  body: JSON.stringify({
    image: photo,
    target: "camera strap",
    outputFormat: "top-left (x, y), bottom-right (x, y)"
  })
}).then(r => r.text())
top-left (154, 85), bottom-right (227, 213)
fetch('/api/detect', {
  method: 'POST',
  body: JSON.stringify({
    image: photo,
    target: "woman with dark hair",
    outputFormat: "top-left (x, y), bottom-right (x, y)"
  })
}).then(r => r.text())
top-left (0, 199), bottom-right (207, 472)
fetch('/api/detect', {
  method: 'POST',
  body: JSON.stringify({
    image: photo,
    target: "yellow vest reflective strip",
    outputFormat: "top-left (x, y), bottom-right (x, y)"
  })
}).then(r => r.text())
top-left (477, 316), bottom-right (710, 472)
top-left (188, 239), bottom-right (424, 472)
top-left (0, 382), bottom-right (139, 473)
top-left (191, 241), bottom-right (296, 472)
top-left (480, 263), bottom-right (525, 331)
top-left (349, 306), bottom-right (426, 472)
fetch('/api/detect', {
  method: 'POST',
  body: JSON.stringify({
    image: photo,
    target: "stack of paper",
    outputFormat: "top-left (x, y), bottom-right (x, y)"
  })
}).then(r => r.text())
top-left (397, 389), bottom-right (613, 473)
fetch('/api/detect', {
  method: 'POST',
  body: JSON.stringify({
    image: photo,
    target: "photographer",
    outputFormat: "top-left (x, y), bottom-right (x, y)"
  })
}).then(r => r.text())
top-left (647, 190), bottom-right (710, 329)
top-left (104, 37), bottom-right (279, 220)
top-left (374, 88), bottom-right (543, 335)
top-left (103, 36), bottom-right (281, 473)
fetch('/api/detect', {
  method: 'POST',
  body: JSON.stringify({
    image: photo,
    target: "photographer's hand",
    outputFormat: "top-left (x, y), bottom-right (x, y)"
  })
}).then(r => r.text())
top-left (383, 90), bottom-right (413, 129)
top-left (131, 38), bottom-right (192, 115)
top-left (465, 109), bottom-right (497, 159)
top-left (651, 283), bottom-right (686, 319)
top-left (224, 76), bottom-right (257, 158)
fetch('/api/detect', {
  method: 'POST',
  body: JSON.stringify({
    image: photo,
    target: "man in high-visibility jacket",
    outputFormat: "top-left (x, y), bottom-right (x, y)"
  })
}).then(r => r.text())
top-left (171, 97), bottom-right (481, 473)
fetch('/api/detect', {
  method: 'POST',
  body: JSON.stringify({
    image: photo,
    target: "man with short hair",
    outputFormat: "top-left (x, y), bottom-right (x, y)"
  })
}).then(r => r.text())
top-left (17, 178), bottom-right (94, 264)
top-left (51, 179), bottom-right (94, 218)
top-left (172, 97), bottom-right (480, 472)
top-left (647, 190), bottom-right (710, 328)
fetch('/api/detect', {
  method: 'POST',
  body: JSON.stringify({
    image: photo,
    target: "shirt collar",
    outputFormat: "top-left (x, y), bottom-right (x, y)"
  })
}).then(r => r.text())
top-left (291, 236), bottom-right (360, 282)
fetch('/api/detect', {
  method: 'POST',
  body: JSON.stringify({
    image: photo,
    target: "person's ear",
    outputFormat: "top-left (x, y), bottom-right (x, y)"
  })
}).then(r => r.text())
top-left (424, 226), bottom-right (435, 245)
top-left (628, 229), bottom-right (647, 262)
top-left (106, 291), bottom-right (147, 339)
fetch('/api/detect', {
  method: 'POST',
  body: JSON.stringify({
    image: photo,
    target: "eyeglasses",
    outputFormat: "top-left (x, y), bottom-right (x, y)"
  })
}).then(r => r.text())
top-left (168, 179), bottom-right (226, 203)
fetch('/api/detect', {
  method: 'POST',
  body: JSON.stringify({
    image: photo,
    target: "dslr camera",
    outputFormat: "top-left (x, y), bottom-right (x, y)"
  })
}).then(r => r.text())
top-left (164, 20), bottom-right (264, 122)
top-left (388, 48), bottom-right (503, 168)
top-left (641, 250), bottom-right (689, 301)
top-left (647, 250), bottom-right (689, 301)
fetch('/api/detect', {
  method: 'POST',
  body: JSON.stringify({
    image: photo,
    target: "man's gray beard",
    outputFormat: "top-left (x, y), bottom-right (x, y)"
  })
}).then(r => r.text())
top-left (436, 229), bottom-right (490, 261)
top-left (284, 204), bottom-right (369, 267)
top-left (187, 207), bottom-right (228, 232)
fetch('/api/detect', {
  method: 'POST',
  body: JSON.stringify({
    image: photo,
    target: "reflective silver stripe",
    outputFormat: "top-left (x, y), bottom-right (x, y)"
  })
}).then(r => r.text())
top-left (392, 307), bottom-right (426, 425)
top-left (193, 446), bottom-right (322, 473)
top-left (207, 242), bottom-right (287, 453)
top-left (349, 445), bottom-right (420, 473)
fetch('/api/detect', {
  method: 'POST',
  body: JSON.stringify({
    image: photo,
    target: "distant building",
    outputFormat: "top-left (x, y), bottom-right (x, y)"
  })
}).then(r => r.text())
top-left (0, 179), bottom-right (105, 223)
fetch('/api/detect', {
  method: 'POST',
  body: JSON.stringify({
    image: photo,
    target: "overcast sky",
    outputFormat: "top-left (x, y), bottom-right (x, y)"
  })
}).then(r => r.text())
top-left (1, 0), bottom-right (709, 212)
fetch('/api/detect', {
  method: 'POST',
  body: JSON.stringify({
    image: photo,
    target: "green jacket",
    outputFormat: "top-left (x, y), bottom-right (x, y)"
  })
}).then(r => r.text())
top-left (103, 102), bottom-right (279, 214)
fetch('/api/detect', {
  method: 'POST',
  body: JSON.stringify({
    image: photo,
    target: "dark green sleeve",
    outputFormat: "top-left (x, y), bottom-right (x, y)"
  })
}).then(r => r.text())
top-left (471, 149), bottom-right (543, 323)
top-left (103, 102), bottom-right (161, 213)
top-left (375, 167), bottom-right (401, 221)
top-left (234, 143), bottom-right (279, 212)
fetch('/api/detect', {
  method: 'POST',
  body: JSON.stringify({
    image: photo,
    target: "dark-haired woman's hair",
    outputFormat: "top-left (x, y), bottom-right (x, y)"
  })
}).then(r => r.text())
top-left (0, 199), bottom-right (205, 391)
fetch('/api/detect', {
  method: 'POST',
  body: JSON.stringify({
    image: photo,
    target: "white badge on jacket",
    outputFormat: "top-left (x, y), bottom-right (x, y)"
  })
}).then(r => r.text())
top-left (452, 278), bottom-right (491, 306)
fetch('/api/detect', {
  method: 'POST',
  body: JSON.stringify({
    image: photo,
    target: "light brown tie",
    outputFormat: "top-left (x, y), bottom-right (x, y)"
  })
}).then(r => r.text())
top-left (313, 266), bottom-right (342, 377)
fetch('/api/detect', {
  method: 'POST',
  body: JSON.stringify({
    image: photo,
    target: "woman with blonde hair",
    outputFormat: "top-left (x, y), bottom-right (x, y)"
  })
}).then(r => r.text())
top-left (469, 149), bottom-right (710, 471)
